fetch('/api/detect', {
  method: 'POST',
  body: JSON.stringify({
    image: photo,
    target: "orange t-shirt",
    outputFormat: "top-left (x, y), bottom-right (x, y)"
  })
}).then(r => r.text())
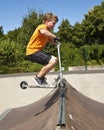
top-left (26, 24), bottom-right (49, 55)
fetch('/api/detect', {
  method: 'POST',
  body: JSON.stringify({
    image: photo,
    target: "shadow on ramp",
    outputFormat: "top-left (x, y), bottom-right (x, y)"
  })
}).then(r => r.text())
top-left (0, 80), bottom-right (104, 130)
top-left (65, 81), bottom-right (104, 130)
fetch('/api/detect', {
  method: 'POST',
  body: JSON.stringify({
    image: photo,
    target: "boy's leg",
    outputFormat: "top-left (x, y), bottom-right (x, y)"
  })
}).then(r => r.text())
top-left (27, 52), bottom-right (58, 86)
top-left (34, 56), bottom-right (58, 86)
top-left (37, 55), bottom-right (58, 78)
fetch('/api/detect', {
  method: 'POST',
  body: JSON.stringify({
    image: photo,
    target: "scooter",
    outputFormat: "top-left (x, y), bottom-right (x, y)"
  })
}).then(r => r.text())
top-left (20, 42), bottom-right (66, 127)
top-left (20, 42), bottom-right (65, 89)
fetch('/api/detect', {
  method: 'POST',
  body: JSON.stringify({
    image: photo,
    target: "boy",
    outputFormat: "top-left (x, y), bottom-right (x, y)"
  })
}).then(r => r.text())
top-left (26, 12), bottom-right (60, 86)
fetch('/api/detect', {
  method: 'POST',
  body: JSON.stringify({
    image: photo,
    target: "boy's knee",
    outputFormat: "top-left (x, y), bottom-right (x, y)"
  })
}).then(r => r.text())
top-left (54, 57), bottom-right (58, 64)
top-left (50, 56), bottom-right (58, 65)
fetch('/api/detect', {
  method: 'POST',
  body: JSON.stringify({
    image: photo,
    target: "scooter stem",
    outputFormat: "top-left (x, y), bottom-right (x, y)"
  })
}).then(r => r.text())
top-left (57, 42), bottom-right (63, 80)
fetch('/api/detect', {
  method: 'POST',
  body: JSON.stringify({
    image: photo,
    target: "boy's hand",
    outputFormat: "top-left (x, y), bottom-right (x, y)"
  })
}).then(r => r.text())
top-left (54, 37), bottom-right (60, 43)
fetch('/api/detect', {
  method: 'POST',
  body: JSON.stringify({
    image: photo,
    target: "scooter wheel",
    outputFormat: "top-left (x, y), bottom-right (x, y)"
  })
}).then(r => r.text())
top-left (59, 81), bottom-right (66, 88)
top-left (20, 81), bottom-right (28, 89)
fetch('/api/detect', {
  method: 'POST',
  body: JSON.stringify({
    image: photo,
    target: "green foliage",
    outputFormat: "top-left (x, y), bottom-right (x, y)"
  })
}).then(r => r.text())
top-left (82, 1), bottom-right (104, 44)
top-left (7, 28), bottom-right (21, 43)
top-left (72, 23), bottom-right (85, 47)
top-left (57, 19), bottom-right (73, 43)
top-left (17, 10), bottom-right (44, 45)
top-left (0, 40), bottom-right (24, 66)
top-left (1, 2), bottom-right (104, 74)
top-left (0, 39), bottom-right (42, 73)
top-left (61, 43), bottom-right (83, 69)
top-left (20, 60), bottom-right (42, 72)
top-left (0, 26), bottom-right (4, 37)
top-left (0, 26), bottom-right (5, 40)
top-left (80, 44), bottom-right (104, 65)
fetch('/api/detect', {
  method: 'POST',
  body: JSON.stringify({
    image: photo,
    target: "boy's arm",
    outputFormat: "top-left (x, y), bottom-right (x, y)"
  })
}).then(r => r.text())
top-left (40, 28), bottom-right (56, 43)
top-left (40, 28), bottom-right (60, 44)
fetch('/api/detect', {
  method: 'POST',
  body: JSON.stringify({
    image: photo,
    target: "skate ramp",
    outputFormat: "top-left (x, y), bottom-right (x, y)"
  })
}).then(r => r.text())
top-left (0, 80), bottom-right (104, 130)
top-left (65, 81), bottom-right (104, 130)
top-left (0, 88), bottom-right (60, 130)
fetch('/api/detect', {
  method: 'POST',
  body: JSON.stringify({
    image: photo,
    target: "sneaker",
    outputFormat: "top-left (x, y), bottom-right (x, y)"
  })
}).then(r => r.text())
top-left (33, 75), bottom-right (48, 86)
top-left (42, 77), bottom-right (48, 85)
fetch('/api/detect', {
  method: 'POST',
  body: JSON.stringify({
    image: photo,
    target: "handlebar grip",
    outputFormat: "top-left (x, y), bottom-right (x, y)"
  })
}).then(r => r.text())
top-left (54, 37), bottom-right (60, 43)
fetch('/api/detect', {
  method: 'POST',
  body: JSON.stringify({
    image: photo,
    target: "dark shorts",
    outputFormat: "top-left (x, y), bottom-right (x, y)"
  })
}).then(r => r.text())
top-left (27, 51), bottom-right (52, 65)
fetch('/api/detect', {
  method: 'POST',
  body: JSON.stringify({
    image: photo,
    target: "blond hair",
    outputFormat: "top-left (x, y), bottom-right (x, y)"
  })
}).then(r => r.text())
top-left (43, 13), bottom-right (58, 23)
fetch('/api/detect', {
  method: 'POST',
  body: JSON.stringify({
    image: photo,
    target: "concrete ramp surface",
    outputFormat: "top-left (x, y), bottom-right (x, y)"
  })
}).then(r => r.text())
top-left (0, 88), bottom-right (60, 130)
top-left (65, 81), bottom-right (104, 130)
top-left (0, 80), bottom-right (104, 130)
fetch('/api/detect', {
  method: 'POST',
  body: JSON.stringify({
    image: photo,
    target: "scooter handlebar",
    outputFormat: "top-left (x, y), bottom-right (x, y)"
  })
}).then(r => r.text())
top-left (54, 37), bottom-right (60, 43)
top-left (56, 42), bottom-right (61, 47)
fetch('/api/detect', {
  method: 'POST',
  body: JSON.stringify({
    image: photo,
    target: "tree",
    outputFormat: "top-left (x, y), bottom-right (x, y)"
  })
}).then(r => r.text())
top-left (72, 22), bottom-right (85, 47)
top-left (17, 10), bottom-right (44, 45)
top-left (57, 19), bottom-right (73, 43)
top-left (0, 26), bottom-right (5, 40)
top-left (82, 1), bottom-right (104, 44)
top-left (6, 28), bottom-right (21, 42)
top-left (0, 40), bottom-right (24, 66)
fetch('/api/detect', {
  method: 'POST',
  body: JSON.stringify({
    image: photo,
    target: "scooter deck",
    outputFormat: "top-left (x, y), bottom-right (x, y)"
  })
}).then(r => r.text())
top-left (27, 85), bottom-right (55, 88)
top-left (20, 81), bottom-right (56, 89)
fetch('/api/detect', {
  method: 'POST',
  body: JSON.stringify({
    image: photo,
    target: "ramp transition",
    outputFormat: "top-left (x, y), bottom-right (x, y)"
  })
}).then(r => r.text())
top-left (0, 80), bottom-right (104, 130)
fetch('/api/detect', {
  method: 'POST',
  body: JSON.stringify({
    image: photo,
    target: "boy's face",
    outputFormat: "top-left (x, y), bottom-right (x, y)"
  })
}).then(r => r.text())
top-left (46, 20), bottom-right (57, 31)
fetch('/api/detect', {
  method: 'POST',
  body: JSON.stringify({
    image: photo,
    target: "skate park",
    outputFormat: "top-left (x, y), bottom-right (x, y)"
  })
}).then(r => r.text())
top-left (0, 69), bottom-right (104, 130)
top-left (1, 0), bottom-right (104, 129)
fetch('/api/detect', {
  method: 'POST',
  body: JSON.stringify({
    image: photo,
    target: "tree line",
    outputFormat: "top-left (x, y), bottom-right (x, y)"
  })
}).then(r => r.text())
top-left (0, 1), bottom-right (104, 74)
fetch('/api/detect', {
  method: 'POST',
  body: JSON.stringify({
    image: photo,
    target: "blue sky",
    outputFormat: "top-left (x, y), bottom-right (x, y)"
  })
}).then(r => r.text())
top-left (0, 0), bottom-right (103, 34)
